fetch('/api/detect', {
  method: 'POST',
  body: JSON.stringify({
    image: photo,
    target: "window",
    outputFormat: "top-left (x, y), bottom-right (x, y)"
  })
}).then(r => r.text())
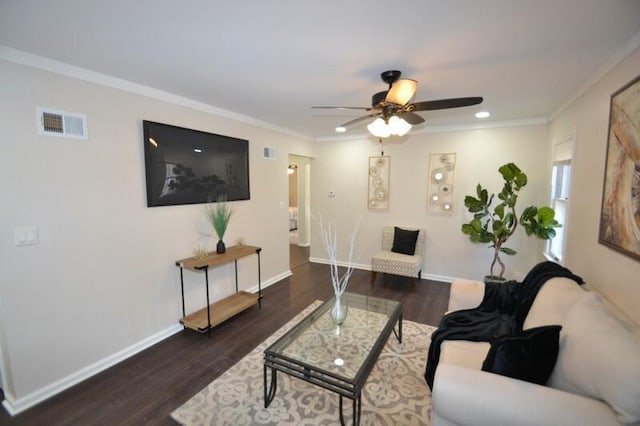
top-left (547, 161), bottom-right (570, 261)
top-left (545, 132), bottom-right (575, 262)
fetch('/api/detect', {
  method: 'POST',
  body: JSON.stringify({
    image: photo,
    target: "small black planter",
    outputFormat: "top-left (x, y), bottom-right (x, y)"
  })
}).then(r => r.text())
top-left (216, 240), bottom-right (226, 254)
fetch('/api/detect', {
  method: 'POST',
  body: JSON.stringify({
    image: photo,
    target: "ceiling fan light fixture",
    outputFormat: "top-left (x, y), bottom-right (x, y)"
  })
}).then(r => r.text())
top-left (367, 116), bottom-right (412, 138)
top-left (367, 118), bottom-right (391, 138)
top-left (386, 78), bottom-right (418, 106)
top-left (388, 116), bottom-right (412, 136)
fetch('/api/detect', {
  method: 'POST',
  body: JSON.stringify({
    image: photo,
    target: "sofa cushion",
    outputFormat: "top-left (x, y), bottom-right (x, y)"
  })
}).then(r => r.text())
top-left (481, 325), bottom-right (561, 385)
top-left (391, 227), bottom-right (419, 255)
top-left (440, 340), bottom-right (491, 370)
top-left (523, 277), bottom-right (586, 330)
top-left (549, 292), bottom-right (640, 424)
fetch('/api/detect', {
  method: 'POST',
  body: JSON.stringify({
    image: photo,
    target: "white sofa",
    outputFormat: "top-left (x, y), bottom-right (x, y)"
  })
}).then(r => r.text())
top-left (431, 277), bottom-right (640, 426)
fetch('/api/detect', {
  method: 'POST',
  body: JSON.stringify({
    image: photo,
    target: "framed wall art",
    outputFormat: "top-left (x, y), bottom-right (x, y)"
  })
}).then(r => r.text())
top-left (427, 153), bottom-right (456, 215)
top-left (598, 74), bottom-right (640, 261)
top-left (368, 156), bottom-right (390, 210)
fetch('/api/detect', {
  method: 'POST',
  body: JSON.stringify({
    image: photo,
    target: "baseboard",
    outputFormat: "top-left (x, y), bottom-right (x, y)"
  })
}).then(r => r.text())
top-left (309, 257), bottom-right (455, 283)
top-left (246, 270), bottom-right (292, 294)
top-left (2, 323), bottom-right (183, 416)
top-left (420, 272), bottom-right (454, 283)
top-left (308, 257), bottom-right (371, 271)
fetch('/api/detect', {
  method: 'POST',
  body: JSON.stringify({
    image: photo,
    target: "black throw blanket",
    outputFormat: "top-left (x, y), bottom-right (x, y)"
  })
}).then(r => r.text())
top-left (424, 261), bottom-right (584, 389)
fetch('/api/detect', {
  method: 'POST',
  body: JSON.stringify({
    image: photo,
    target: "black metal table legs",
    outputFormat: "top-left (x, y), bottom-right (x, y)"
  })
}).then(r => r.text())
top-left (338, 394), bottom-right (361, 426)
top-left (263, 366), bottom-right (277, 408)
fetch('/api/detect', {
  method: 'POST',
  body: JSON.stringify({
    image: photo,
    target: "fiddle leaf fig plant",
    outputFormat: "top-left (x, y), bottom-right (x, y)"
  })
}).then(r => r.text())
top-left (461, 162), bottom-right (561, 280)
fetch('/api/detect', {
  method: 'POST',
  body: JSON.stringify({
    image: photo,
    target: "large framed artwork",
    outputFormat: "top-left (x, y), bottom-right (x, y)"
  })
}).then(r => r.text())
top-left (598, 74), bottom-right (640, 261)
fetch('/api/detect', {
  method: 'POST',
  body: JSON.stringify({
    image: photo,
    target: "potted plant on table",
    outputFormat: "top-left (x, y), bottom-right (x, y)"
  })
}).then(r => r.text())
top-left (461, 162), bottom-right (561, 283)
top-left (205, 195), bottom-right (234, 254)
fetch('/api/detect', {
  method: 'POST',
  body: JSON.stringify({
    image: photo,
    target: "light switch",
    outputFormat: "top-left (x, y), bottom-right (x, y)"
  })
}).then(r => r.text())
top-left (14, 226), bottom-right (39, 246)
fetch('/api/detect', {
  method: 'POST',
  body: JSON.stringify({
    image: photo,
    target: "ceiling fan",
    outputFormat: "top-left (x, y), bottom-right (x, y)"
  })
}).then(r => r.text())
top-left (313, 70), bottom-right (483, 137)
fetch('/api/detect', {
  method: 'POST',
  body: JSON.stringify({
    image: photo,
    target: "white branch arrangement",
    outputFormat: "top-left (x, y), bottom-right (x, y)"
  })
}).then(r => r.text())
top-left (313, 214), bottom-right (361, 296)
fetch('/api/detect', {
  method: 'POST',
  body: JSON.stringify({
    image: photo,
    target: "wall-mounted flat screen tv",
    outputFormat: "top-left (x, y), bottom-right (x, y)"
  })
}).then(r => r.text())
top-left (143, 120), bottom-right (250, 207)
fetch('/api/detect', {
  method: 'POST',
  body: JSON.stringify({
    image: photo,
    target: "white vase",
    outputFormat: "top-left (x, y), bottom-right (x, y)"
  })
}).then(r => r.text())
top-left (330, 292), bottom-right (348, 325)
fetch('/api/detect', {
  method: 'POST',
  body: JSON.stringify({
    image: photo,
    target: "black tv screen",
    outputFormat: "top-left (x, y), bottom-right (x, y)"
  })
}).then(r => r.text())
top-left (142, 120), bottom-right (250, 207)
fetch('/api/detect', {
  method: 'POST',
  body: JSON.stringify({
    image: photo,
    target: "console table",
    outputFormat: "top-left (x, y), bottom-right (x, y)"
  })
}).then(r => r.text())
top-left (175, 245), bottom-right (262, 336)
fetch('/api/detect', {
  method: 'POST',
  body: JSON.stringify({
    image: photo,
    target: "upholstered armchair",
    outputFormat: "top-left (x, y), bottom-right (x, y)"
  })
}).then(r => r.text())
top-left (370, 226), bottom-right (426, 291)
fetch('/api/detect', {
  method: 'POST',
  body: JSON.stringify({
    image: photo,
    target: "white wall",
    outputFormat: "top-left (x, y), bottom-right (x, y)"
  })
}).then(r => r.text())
top-left (550, 46), bottom-right (640, 324)
top-left (0, 59), bottom-right (313, 411)
top-left (310, 124), bottom-right (551, 282)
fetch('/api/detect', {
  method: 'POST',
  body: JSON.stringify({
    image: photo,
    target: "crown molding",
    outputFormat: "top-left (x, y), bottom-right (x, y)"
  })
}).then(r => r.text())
top-left (414, 117), bottom-right (548, 134)
top-left (550, 28), bottom-right (640, 121)
top-left (314, 116), bottom-right (548, 142)
top-left (0, 46), bottom-right (312, 141)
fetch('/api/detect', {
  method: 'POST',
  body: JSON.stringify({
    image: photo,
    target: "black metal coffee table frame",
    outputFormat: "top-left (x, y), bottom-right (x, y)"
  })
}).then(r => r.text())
top-left (263, 293), bottom-right (402, 425)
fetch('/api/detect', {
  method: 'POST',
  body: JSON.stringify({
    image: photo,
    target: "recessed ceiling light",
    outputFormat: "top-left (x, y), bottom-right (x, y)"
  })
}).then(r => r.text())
top-left (335, 126), bottom-right (346, 133)
top-left (194, 148), bottom-right (203, 153)
top-left (475, 111), bottom-right (490, 119)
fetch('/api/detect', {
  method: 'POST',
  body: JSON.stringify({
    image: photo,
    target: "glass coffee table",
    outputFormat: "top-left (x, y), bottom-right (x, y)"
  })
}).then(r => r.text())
top-left (263, 292), bottom-right (402, 425)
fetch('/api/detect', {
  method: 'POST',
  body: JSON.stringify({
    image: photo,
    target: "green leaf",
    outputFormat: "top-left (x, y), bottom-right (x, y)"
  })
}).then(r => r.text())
top-left (476, 184), bottom-right (489, 204)
top-left (514, 171), bottom-right (527, 189)
top-left (494, 227), bottom-right (508, 241)
top-left (461, 223), bottom-right (475, 235)
top-left (503, 212), bottom-right (515, 229)
top-left (521, 206), bottom-right (537, 222)
top-left (464, 195), bottom-right (483, 212)
top-left (500, 247), bottom-right (517, 255)
top-left (537, 206), bottom-right (556, 225)
top-left (462, 218), bottom-right (484, 237)
top-left (499, 163), bottom-right (518, 181)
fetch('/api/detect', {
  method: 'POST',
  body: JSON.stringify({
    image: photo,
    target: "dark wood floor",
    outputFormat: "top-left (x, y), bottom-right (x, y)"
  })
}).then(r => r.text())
top-left (0, 261), bottom-right (449, 425)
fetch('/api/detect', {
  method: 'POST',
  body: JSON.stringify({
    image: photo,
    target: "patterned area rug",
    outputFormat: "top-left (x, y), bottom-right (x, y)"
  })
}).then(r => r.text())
top-left (171, 301), bottom-right (436, 425)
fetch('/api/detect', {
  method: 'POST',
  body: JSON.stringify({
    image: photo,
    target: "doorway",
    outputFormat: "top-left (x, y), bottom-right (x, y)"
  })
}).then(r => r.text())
top-left (288, 155), bottom-right (311, 269)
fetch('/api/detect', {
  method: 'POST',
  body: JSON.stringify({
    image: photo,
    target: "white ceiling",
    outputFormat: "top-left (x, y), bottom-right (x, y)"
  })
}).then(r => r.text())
top-left (1, 0), bottom-right (640, 140)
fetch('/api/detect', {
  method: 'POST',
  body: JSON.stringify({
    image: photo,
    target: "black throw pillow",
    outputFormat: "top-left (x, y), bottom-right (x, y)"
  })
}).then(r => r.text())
top-left (481, 325), bottom-right (562, 385)
top-left (391, 227), bottom-right (420, 255)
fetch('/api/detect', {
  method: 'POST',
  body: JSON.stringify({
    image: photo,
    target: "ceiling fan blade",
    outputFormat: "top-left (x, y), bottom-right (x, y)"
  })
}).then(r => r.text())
top-left (338, 113), bottom-right (380, 128)
top-left (312, 106), bottom-right (372, 110)
top-left (399, 111), bottom-right (425, 125)
top-left (411, 97), bottom-right (483, 111)
top-left (385, 79), bottom-right (418, 106)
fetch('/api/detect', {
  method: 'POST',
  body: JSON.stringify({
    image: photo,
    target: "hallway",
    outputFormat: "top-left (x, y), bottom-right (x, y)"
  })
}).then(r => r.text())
top-left (289, 243), bottom-right (309, 270)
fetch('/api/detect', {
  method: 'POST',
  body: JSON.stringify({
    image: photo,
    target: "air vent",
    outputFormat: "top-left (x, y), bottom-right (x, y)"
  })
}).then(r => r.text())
top-left (263, 146), bottom-right (276, 159)
top-left (37, 107), bottom-right (88, 139)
